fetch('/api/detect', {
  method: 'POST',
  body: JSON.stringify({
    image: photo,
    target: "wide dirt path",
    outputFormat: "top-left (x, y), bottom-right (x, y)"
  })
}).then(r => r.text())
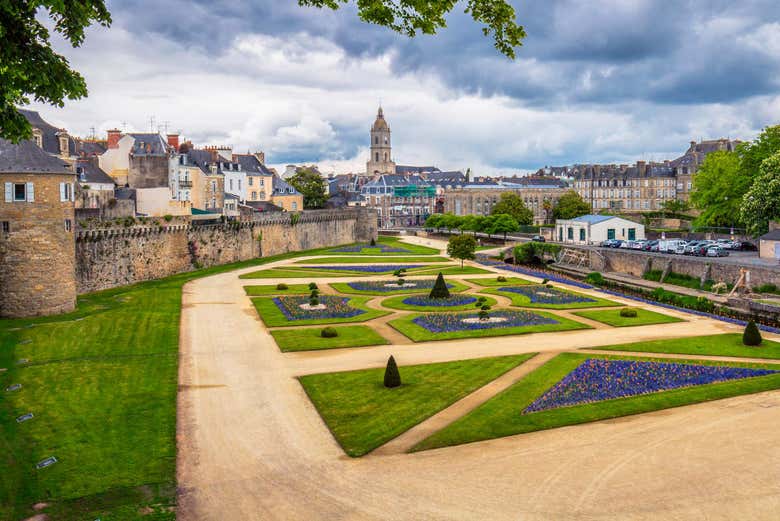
top-left (177, 240), bottom-right (780, 520)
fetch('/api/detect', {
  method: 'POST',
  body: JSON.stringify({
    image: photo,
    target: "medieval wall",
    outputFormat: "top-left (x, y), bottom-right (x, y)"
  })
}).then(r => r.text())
top-left (75, 208), bottom-right (377, 293)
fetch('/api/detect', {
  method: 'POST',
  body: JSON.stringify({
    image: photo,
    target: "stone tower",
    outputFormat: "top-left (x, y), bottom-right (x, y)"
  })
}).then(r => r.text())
top-left (366, 106), bottom-right (396, 176)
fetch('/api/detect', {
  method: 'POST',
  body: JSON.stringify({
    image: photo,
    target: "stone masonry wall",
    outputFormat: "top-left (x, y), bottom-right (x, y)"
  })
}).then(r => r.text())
top-left (76, 208), bottom-right (377, 293)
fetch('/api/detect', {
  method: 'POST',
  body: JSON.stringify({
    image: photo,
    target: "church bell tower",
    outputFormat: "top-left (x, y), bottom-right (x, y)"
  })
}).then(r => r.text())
top-left (366, 106), bottom-right (396, 176)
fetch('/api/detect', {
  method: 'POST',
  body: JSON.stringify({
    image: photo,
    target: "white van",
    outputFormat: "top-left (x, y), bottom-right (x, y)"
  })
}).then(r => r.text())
top-left (658, 239), bottom-right (686, 254)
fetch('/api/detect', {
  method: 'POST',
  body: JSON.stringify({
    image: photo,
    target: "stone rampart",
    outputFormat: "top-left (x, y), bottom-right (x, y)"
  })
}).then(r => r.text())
top-left (75, 208), bottom-right (377, 293)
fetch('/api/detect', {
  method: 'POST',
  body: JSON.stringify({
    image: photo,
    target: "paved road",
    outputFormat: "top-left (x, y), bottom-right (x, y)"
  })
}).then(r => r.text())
top-left (177, 238), bottom-right (780, 520)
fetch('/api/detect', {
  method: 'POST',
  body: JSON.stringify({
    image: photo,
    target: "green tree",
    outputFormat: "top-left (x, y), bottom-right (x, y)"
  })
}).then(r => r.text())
top-left (441, 213), bottom-right (463, 232)
top-left (447, 234), bottom-right (477, 267)
top-left (484, 213), bottom-right (519, 239)
top-left (490, 192), bottom-right (533, 225)
top-left (552, 190), bottom-right (591, 220)
top-left (424, 213), bottom-right (444, 231)
top-left (742, 320), bottom-right (762, 347)
top-left (691, 151), bottom-right (745, 227)
top-left (740, 152), bottom-right (780, 236)
top-left (659, 199), bottom-right (691, 214)
top-left (299, 0), bottom-right (526, 59)
top-left (459, 214), bottom-right (485, 235)
top-left (1, 1), bottom-right (112, 142)
top-left (383, 355), bottom-right (401, 388)
top-left (288, 167), bottom-right (329, 209)
top-left (428, 272), bottom-right (451, 299)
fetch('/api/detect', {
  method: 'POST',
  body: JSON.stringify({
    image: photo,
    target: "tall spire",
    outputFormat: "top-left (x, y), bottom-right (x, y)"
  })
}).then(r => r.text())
top-left (377, 106), bottom-right (383, 118)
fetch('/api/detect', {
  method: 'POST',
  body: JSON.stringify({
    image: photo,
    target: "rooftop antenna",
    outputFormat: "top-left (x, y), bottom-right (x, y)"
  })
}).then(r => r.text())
top-left (149, 116), bottom-right (156, 132)
top-left (121, 121), bottom-right (127, 132)
top-left (89, 126), bottom-right (96, 140)
top-left (162, 120), bottom-right (170, 134)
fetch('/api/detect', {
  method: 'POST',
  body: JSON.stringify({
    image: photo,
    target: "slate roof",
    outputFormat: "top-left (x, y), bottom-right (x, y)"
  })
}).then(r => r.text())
top-left (233, 154), bottom-right (274, 175)
top-left (244, 200), bottom-right (283, 212)
top-left (75, 160), bottom-right (115, 185)
top-left (76, 139), bottom-right (107, 156)
top-left (395, 165), bottom-right (440, 174)
top-left (571, 214), bottom-right (618, 224)
top-left (423, 170), bottom-right (466, 184)
top-left (272, 174), bottom-right (299, 195)
top-left (759, 229), bottom-right (780, 241)
top-left (364, 174), bottom-right (430, 188)
top-left (128, 133), bottom-right (169, 156)
top-left (18, 109), bottom-right (77, 156)
top-left (0, 138), bottom-right (72, 174)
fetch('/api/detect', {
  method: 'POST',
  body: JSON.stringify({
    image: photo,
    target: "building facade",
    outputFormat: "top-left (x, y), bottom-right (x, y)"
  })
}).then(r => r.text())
top-left (555, 214), bottom-right (645, 245)
top-left (365, 107), bottom-right (396, 176)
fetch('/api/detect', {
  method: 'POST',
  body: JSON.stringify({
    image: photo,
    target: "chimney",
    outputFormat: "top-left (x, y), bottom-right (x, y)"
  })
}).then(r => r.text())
top-left (167, 133), bottom-right (179, 150)
top-left (637, 160), bottom-right (647, 175)
top-left (107, 129), bottom-right (122, 149)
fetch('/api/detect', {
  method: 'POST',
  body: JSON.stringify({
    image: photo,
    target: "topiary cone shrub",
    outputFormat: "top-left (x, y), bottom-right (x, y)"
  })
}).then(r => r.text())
top-left (743, 320), bottom-right (763, 346)
top-left (321, 327), bottom-right (338, 338)
top-left (384, 355), bottom-right (401, 388)
top-left (428, 272), bottom-right (451, 299)
top-left (309, 282), bottom-right (318, 290)
top-left (370, 237), bottom-right (376, 246)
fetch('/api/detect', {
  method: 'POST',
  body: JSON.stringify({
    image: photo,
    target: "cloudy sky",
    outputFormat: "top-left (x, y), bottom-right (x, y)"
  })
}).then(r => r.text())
top-left (29, 0), bottom-right (780, 175)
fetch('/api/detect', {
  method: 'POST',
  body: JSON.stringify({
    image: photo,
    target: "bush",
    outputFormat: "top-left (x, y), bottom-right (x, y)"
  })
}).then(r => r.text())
top-left (310, 288), bottom-right (319, 297)
top-left (755, 283), bottom-right (780, 295)
top-left (163, 214), bottom-right (173, 222)
top-left (309, 296), bottom-right (319, 306)
top-left (619, 308), bottom-right (638, 318)
top-left (370, 237), bottom-right (376, 246)
top-left (384, 355), bottom-right (401, 388)
top-left (541, 278), bottom-right (549, 285)
top-left (321, 327), bottom-right (338, 338)
top-left (428, 272), bottom-right (451, 299)
top-left (308, 282), bottom-right (318, 290)
top-left (585, 272), bottom-right (605, 286)
top-left (496, 276), bottom-right (507, 282)
top-left (276, 283), bottom-right (289, 290)
top-left (743, 320), bottom-right (763, 346)
top-left (396, 278), bottom-right (406, 286)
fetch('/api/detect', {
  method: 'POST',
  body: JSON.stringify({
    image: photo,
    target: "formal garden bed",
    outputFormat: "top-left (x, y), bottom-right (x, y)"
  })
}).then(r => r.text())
top-left (592, 333), bottom-right (780, 359)
top-left (240, 264), bottom-right (445, 279)
top-left (414, 352), bottom-right (780, 451)
top-left (244, 284), bottom-right (314, 296)
top-left (299, 354), bottom-right (536, 456)
top-left (270, 325), bottom-right (388, 352)
top-left (330, 279), bottom-right (469, 295)
top-left (381, 294), bottom-right (498, 312)
top-left (293, 256), bottom-right (450, 264)
top-left (324, 237), bottom-right (440, 256)
top-left (481, 285), bottom-right (619, 309)
top-left (465, 276), bottom-right (533, 287)
top-left (252, 295), bottom-right (389, 326)
top-left (572, 308), bottom-right (684, 327)
top-left (389, 310), bottom-right (589, 341)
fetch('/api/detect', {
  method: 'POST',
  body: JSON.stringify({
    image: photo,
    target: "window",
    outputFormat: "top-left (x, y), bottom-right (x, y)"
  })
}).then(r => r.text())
top-left (229, 179), bottom-right (233, 190)
top-left (375, 152), bottom-right (379, 162)
top-left (7, 182), bottom-right (34, 202)
top-left (251, 191), bottom-right (257, 199)
top-left (607, 228), bottom-right (615, 240)
top-left (292, 201), bottom-right (298, 211)
top-left (238, 180), bottom-right (241, 190)
top-left (248, 177), bottom-right (253, 186)
top-left (1, 221), bottom-right (9, 234)
top-left (579, 228), bottom-right (586, 241)
top-left (567, 227), bottom-right (573, 240)
top-left (64, 219), bottom-right (72, 232)
top-left (211, 181), bottom-right (217, 192)
top-left (374, 136), bottom-right (378, 144)
top-left (60, 182), bottom-right (72, 202)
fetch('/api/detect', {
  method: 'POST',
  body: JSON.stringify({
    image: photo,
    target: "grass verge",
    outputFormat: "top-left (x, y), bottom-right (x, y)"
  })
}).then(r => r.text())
top-left (323, 236), bottom-right (440, 256)
top-left (414, 352), bottom-right (780, 451)
top-left (252, 296), bottom-right (389, 326)
top-left (388, 311), bottom-right (589, 342)
top-left (465, 277), bottom-right (533, 287)
top-left (244, 284), bottom-right (314, 296)
top-left (480, 285), bottom-right (620, 309)
top-left (293, 256), bottom-right (450, 264)
top-left (270, 325), bottom-right (389, 352)
top-left (572, 308), bottom-right (684, 327)
top-left (299, 354), bottom-right (535, 456)
top-left (592, 333), bottom-right (780, 359)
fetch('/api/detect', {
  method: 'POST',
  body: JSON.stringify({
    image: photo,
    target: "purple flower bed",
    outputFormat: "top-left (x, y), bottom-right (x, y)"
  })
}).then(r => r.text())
top-left (413, 310), bottom-right (558, 332)
top-left (498, 285), bottom-right (596, 305)
top-left (476, 256), bottom-right (594, 290)
top-left (402, 295), bottom-right (477, 307)
top-left (346, 280), bottom-right (454, 292)
top-left (307, 265), bottom-right (424, 273)
top-left (272, 296), bottom-right (365, 321)
top-left (331, 243), bottom-right (411, 253)
top-left (524, 358), bottom-right (778, 414)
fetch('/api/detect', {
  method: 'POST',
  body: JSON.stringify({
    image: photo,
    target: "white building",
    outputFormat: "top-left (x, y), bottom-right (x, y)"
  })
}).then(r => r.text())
top-left (555, 214), bottom-right (645, 245)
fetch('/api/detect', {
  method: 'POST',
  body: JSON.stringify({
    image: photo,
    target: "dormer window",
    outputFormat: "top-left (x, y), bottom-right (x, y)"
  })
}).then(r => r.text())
top-left (32, 128), bottom-right (43, 148)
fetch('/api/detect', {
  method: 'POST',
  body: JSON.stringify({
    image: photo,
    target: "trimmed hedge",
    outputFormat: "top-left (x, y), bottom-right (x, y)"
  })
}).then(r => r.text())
top-left (743, 320), bottom-right (762, 346)
top-left (384, 355), bottom-right (401, 388)
top-left (321, 327), bottom-right (339, 338)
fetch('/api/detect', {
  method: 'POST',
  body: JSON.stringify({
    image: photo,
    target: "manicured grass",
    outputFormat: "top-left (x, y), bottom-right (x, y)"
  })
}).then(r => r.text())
top-left (241, 267), bottom-right (376, 279)
top-left (388, 311), bottom-right (589, 342)
top-left (0, 248), bottom-right (353, 520)
top-left (594, 333), bottom-right (780, 359)
top-left (381, 294), bottom-right (498, 312)
top-left (330, 280), bottom-right (469, 296)
top-left (270, 325), bottom-right (389, 352)
top-left (293, 256), bottom-right (450, 264)
top-left (414, 352), bottom-right (780, 451)
top-left (244, 284), bottom-right (314, 296)
top-left (572, 308), bottom-right (684, 327)
top-left (480, 285), bottom-right (620, 309)
top-left (252, 296), bottom-right (389, 326)
top-left (465, 277), bottom-right (534, 287)
top-left (299, 354), bottom-right (535, 456)
top-left (412, 265), bottom-right (491, 275)
top-left (323, 236), bottom-right (441, 256)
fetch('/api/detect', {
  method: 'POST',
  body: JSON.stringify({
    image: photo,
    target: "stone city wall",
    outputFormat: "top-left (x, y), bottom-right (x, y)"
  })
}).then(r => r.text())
top-left (75, 208), bottom-right (377, 293)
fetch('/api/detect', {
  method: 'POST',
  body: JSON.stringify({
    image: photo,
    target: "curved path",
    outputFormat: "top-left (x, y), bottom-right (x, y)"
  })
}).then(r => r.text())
top-left (177, 237), bottom-right (780, 520)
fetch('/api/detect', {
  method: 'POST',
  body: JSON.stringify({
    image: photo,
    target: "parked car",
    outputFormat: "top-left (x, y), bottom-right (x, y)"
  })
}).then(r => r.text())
top-left (643, 240), bottom-right (659, 251)
top-left (732, 241), bottom-right (758, 251)
top-left (620, 240), bottom-right (634, 249)
top-left (630, 240), bottom-right (647, 250)
top-left (531, 235), bottom-right (546, 242)
top-left (706, 246), bottom-right (730, 257)
top-left (657, 239), bottom-right (686, 254)
top-left (715, 239), bottom-right (734, 249)
top-left (673, 241), bottom-right (688, 255)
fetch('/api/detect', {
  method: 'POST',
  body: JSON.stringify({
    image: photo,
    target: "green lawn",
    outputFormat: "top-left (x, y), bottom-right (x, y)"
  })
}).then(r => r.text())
top-left (0, 247), bottom-right (355, 520)
top-left (480, 285), bottom-right (620, 309)
top-left (389, 311), bottom-right (589, 342)
top-left (299, 354), bottom-right (535, 456)
top-left (323, 236), bottom-right (441, 256)
top-left (330, 279), bottom-right (469, 296)
top-left (465, 277), bottom-right (533, 287)
top-left (270, 325), bottom-right (388, 352)
top-left (293, 256), bottom-right (450, 264)
top-left (572, 308), bottom-right (684, 327)
top-left (414, 352), bottom-right (780, 452)
top-left (244, 284), bottom-right (314, 296)
top-left (240, 264), bottom-right (460, 279)
top-left (411, 265), bottom-right (491, 276)
top-left (381, 294), bottom-right (498, 312)
top-left (252, 296), bottom-right (389, 326)
top-left (593, 333), bottom-right (780, 359)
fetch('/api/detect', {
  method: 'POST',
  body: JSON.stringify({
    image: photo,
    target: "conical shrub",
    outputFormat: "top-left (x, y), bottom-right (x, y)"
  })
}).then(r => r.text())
top-left (384, 355), bottom-right (401, 388)
top-left (743, 320), bottom-right (763, 346)
top-left (428, 272), bottom-right (451, 299)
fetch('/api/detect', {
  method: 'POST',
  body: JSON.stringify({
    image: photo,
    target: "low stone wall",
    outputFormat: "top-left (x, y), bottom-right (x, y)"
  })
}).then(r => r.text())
top-left (75, 208), bottom-right (377, 293)
top-left (585, 247), bottom-right (779, 287)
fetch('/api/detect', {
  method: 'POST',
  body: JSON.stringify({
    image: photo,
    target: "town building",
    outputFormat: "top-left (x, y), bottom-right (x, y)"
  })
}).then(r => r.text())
top-left (555, 214), bottom-right (645, 245)
top-left (0, 138), bottom-right (77, 317)
top-left (759, 222), bottom-right (780, 261)
top-left (360, 174), bottom-right (436, 228)
top-left (366, 107), bottom-right (396, 176)
top-left (74, 159), bottom-right (116, 211)
top-left (99, 130), bottom-right (175, 188)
